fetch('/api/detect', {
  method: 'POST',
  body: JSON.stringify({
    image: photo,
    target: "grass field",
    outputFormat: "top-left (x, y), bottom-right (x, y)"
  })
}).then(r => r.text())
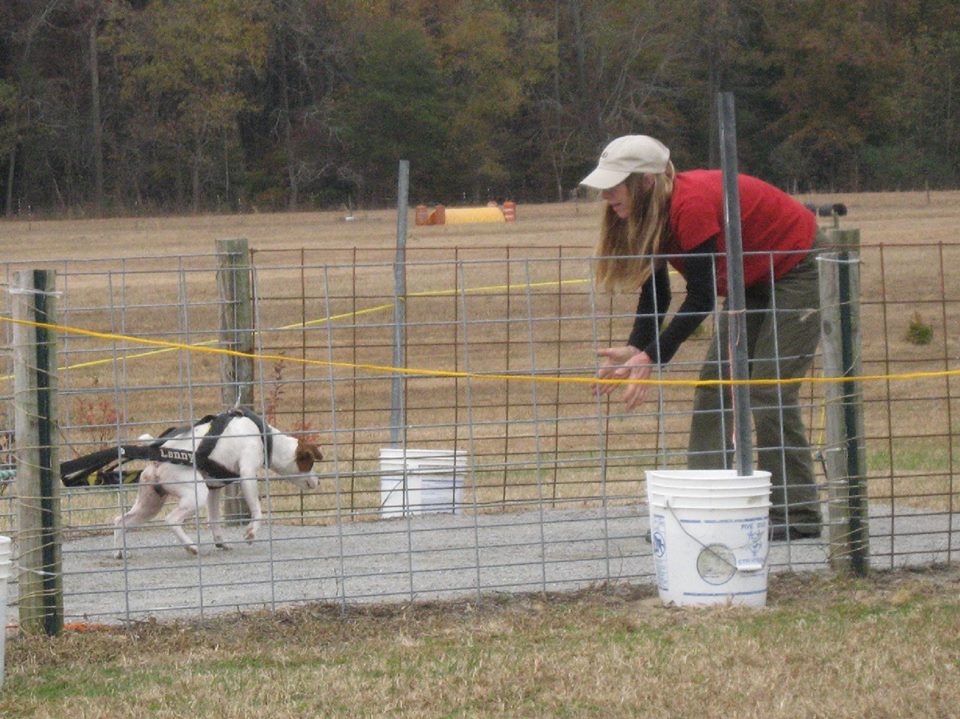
top-left (3, 189), bottom-right (958, 260)
top-left (1, 567), bottom-right (958, 718)
top-left (5, 191), bottom-right (959, 517)
top-left (1, 193), bottom-right (960, 716)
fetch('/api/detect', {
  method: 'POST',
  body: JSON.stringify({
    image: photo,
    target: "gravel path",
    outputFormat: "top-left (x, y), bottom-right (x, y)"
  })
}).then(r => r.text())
top-left (5, 504), bottom-right (958, 625)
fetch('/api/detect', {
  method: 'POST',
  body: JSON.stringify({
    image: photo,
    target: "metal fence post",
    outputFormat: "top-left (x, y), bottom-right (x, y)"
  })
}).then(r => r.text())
top-left (391, 160), bottom-right (410, 447)
top-left (13, 269), bottom-right (63, 635)
top-left (717, 91), bottom-right (754, 476)
top-left (217, 238), bottom-right (254, 523)
top-left (817, 228), bottom-right (869, 575)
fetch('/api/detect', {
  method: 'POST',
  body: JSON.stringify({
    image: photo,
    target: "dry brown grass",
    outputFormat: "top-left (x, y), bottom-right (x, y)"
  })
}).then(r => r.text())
top-left (4, 189), bottom-right (957, 262)
top-left (1, 566), bottom-right (958, 718)
top-left (3, 192), bottom-right (960, 522)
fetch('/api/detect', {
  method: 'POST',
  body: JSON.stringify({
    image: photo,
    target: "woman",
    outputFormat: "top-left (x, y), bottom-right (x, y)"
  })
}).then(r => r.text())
top-left (581, 134), bottom-right (823, 541)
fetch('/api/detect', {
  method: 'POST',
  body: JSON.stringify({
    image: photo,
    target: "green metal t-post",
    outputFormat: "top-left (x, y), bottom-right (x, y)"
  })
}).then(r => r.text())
top-left (717, 92), bottom-right (753, 477)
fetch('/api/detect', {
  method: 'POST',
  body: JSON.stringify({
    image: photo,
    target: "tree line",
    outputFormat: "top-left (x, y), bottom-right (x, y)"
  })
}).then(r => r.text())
top-left (1, 0), bottom-right (958, 217)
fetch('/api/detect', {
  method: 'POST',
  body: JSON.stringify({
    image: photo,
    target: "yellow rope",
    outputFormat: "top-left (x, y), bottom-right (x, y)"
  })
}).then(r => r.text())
top-left (1, 279), bottom-right (593, 372)
top-left (2, 313), bottom-right (955, 388)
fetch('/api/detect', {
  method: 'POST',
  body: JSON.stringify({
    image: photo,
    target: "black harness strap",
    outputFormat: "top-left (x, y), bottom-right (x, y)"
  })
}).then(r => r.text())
top-left (193, 408), bottom-right (273, 486)
top-left (192, 411), bottom-right (241, 483)
top-left (242, 408), bottom-right (274, 466)
top-left (60, 409), bottom-right (274, 488)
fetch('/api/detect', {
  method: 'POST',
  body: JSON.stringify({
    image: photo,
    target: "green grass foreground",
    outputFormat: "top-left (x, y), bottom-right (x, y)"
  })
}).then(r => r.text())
top-left (2, 568), bottom-right (959, 718)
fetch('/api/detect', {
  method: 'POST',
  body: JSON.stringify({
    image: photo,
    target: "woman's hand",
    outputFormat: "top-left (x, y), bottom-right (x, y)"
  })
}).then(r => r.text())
top-left (594, 347), bottom-right (655, 410)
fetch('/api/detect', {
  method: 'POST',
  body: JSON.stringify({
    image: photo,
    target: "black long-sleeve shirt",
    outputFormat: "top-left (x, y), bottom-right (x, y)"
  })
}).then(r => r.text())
top-left (627, 238), bottom-right (717, 364)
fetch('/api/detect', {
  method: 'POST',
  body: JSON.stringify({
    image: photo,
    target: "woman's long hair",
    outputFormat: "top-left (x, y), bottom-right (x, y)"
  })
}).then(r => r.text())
top-left (593, 161), bottom-right (675, 293)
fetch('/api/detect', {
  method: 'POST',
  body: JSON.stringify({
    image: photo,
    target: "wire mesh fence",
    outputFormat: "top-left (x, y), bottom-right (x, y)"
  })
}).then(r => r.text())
top-left (0, 236), bottom-right (958, 624)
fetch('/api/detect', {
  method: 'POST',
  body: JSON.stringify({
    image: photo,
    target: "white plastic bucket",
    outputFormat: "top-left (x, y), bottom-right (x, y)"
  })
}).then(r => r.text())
top-left (646, 470), bottom-right (771, 608)
top-left (379, 448), bottom-right (467, 518)
top-left (0, 536), bottom-right (11, 688)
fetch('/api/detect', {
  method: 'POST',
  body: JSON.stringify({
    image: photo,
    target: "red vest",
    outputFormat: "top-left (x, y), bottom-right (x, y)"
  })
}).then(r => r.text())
top-left (666, 170), bottom-right (816, 295)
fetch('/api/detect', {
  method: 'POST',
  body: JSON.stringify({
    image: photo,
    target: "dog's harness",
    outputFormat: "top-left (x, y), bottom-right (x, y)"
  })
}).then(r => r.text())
top-left (60, 408), bottom-right (274, 488)
top-left (159, 408), bottom-right (273, 488)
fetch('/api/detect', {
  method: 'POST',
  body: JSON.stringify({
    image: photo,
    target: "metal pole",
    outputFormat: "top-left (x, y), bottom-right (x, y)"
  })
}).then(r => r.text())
top-left (717, 91), bottom-right (753, 476)
top-left (837, 245), bottom-right (868, 576)
top-left (13, 269), bottom-right (63, 636)
top-left (390, 160), bottom-right (410, 445)
top-left (818, 230), bottom-right (868, 575)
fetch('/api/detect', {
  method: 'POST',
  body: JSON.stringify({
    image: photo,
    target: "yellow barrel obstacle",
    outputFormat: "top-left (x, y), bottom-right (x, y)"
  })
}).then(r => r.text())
top-left (415, 201), bottom-right (517, 226)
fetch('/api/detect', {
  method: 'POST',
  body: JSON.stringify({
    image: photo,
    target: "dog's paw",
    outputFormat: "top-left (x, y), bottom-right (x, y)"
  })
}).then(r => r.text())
top-left (243, 528), bottom-right (257, 543)
top-left (215, 542), bottom-right (231, 550)
top-left (114, 550), bottom-right (125, 560)
top-left (185, 544), bottom-right (199, 556)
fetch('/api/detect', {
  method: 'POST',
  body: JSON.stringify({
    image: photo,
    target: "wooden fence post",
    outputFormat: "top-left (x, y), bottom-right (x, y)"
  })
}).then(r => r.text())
top-left (216, 238), bottom-right (254, 523)
top-left (12, 269), bottom-right (63, 635)
top-left (818, 229), bottom-right (869, 576)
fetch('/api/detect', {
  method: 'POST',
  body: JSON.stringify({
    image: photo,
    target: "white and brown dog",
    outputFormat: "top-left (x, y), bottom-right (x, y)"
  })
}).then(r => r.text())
top-left (112, 409), bottom-right (322, 558)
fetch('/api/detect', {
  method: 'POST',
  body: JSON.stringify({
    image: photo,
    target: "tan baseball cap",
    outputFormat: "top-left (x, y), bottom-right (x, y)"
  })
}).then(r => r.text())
top-left (579, 135), bottom-right (670, 189)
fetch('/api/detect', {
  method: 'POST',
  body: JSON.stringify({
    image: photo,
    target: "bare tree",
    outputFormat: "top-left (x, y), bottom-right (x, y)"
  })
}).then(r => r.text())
top-left (265, 0), bottom-right (344, 210)
top-left (86, 1), bottom-right (105, 213)
top-left (2, 0), bottom-right (66, 215)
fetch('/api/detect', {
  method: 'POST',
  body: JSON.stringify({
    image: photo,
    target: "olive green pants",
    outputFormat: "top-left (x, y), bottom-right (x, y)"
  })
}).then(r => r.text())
top-left (688, 236), bottom-right (824, 526)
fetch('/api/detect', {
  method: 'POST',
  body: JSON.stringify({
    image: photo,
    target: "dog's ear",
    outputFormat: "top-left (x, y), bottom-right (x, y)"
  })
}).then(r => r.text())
top-left (295, 442), bottom-right (323, 472)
